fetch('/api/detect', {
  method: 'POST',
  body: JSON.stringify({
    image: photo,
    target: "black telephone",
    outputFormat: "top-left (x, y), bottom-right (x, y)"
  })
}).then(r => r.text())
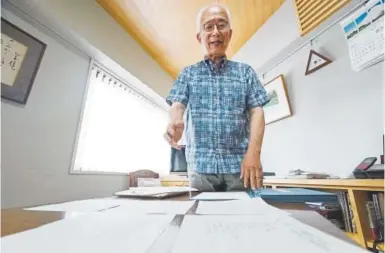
top-left (355, 157), bottom-right (377, 171)
top-left (353, 157), bottom-right (384, 179)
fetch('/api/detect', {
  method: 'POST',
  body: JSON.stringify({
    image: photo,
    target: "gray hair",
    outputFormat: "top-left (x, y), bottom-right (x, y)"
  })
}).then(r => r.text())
top-left (196, 4), bottom-right (232, 33)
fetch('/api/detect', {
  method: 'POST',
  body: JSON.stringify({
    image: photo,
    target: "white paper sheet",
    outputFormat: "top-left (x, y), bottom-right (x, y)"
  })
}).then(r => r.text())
top-left (195, 198), bottom-right (290, 216)
top-left (104, 200), bottom-right (196, 215)
top-left (26, 198), bottom-right (196, 215)
top-left (115, 186), bottom-right (197, 197)
top-left (288, 210), bottom-right (358, 246)
top-left (2, 212), bottom-right (175, 253)
top-left (170, 215), bottom-right (368, 253)
top-left (25, 198), bottom-right (128, 212)
top-left (191, 191), bottom-right (250, 201)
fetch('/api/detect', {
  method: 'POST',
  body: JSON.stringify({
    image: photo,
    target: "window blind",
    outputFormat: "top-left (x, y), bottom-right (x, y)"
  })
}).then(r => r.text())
top-left (73, 63), bottom-right (170, 175)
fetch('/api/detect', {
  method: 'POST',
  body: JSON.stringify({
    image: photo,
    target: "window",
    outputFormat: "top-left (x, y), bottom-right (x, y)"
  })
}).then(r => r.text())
top-left (72, 63), bottom-right (170, 175)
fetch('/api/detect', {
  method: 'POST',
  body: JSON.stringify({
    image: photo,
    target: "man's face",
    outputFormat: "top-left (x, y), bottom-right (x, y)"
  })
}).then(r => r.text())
top-left (197, 6), bottom-right (232, 58)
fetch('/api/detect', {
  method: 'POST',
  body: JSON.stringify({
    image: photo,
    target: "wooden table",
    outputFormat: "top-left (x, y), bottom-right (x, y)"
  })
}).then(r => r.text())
top-left (2, 193), bottom-right (362, 252)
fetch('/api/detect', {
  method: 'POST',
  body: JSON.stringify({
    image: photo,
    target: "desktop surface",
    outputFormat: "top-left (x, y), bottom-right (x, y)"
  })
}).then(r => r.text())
top-left (1, 192), bottom-right (357, 249)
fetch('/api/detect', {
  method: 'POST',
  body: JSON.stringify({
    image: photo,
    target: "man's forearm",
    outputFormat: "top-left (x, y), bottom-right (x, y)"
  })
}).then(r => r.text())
top-left (248, 106), bottom-right (265, 153)
top-left (170, 102), bottom-right (186, 122)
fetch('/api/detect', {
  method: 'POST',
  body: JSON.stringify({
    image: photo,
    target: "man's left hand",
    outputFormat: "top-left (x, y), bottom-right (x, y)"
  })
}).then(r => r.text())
top-left (240, 150), bottom-right (263, 190)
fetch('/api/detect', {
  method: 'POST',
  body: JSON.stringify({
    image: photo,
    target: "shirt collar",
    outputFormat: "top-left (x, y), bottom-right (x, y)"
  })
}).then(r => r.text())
top-left (203, 55), bottom-right (228, 71)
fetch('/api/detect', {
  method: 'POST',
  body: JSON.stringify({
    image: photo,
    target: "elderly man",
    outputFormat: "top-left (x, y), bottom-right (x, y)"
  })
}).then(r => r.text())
top-left (164, 4), bottom-right (270, 191)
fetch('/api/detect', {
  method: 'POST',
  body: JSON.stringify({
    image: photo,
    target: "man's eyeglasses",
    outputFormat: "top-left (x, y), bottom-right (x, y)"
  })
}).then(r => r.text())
top-left (202, 22), bottom-right (229, 32)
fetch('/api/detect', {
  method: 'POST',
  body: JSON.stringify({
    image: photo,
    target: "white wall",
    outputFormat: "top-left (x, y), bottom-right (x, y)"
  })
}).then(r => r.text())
top-left (1, 7), bottom-right (130, 209)
top-left (234, 1), bottom-right (384, 177)
top-left (233, 0), bottom-right (300, 69)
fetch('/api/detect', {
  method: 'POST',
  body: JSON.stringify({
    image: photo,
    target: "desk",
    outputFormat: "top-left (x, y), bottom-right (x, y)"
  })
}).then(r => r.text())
top-left (264, 178), bottom-right (384, 191)
top-left (264, 178), bottom-right (384, 251)
top-left (1, 193), bottom-right (357, 250)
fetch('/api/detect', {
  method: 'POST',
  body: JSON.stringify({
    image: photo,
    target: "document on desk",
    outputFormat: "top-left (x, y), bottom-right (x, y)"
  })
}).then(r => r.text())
top-left (26, 198), bottom-right (196, 215)
top-left (170, 215), bottom-right (368, 253)
top-left (104, 200), bottom-right (196, 215)
top-left (191, 191), bottom-right (250, 200)
top-left (25, 198), bottom-right (128, 212)
top-left (2, 212), bottom-right (175, 253)
top-left (195, 198), bottom-right (290, 216)
top-left (115, 186), bottom-right (198, 198)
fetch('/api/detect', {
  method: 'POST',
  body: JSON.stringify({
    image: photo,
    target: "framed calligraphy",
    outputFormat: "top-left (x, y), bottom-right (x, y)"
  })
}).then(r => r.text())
top-left (1, 18), bottom-right (46, 105)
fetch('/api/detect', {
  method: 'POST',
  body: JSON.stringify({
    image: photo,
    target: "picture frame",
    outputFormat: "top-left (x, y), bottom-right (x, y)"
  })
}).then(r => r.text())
top-left (305, 49), bottom-right (332, 75)
top-left (1, 18), bottom-right (46, 105)
top-left (263, 74), bottom-right (293, 124)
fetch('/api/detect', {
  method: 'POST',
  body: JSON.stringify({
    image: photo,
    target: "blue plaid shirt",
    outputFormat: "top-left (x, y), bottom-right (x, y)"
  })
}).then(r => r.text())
top-left (166, 57), bottom-right (270, 174)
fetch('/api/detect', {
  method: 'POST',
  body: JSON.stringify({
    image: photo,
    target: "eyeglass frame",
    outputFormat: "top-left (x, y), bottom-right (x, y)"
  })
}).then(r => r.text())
top-left (201, 20), bottom-right (230, 32)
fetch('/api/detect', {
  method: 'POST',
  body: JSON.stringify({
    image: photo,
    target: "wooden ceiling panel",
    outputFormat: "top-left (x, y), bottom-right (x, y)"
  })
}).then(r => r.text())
top-left (294, 0), bottom-right (350, 36)
top-left (97, 0), bottom-right (285, 79)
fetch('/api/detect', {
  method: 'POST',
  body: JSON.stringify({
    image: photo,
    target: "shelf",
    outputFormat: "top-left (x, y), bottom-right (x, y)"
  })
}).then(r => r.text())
top-left (367, 240), bottom-right (384, 251)
top-left (264, 179), bottom-right (384, 251)
top-left (264, 179), bottom-right (384, 191)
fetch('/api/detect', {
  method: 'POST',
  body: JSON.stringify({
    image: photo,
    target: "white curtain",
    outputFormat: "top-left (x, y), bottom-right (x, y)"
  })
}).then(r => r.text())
top-left (73, 64), bottom-right (170, 175)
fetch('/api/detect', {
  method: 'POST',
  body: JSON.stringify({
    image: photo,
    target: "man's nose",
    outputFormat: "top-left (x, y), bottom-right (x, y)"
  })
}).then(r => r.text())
top-left (211, 25), bottom-right (220, 36)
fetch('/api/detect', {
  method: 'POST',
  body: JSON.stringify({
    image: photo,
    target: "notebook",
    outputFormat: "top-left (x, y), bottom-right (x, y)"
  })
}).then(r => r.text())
top-left (249, 188), bottom-right (338, 203)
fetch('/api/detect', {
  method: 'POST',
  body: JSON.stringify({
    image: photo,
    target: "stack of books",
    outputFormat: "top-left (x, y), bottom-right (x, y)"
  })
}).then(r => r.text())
top-left (337, 191), bottom-right (357, 233)
top-left (365, 192), bottom-right (384, 241)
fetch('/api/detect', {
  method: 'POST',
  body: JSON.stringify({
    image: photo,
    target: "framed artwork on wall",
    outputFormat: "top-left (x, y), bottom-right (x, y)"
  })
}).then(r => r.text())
top-left (263, 74), bottom-right (293, 125)
top-left (305, 49), bottom-right (332, 75)
top-left (1, 18), bottom-right (46, 105)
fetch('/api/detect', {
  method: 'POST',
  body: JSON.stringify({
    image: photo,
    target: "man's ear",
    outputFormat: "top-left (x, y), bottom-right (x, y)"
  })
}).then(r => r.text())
top-left (196, 33), bottom-right (202, 43)
top-left (229, 29), bottom-right (233, 40)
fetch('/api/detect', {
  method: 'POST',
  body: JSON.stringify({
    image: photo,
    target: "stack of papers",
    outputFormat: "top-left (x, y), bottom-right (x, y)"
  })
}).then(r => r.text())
top-left (25, 198), bottom-right (126, 212)
top-left (115, 186), bottom-right (197, 198)
top-left (2, 212), bottom-right (175, 253)
top-left (11, 191), bottom-right (366, 253)
top-left (105, 200), bottom-right (196, 215)
top-left (170, 215), bottom-right (368, 253)
top-left (195, 198), bottom-right (289, 216)
top-left (191, 191), bottom-right (250, 201)
top-left (25, 198), bottom-right (196, 215)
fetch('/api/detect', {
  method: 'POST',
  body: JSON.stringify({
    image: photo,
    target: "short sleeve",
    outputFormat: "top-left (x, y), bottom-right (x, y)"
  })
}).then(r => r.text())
top-left (246, 66), bottom-right (270, 109)
top-left (166, 68), bottom-right (189, 106)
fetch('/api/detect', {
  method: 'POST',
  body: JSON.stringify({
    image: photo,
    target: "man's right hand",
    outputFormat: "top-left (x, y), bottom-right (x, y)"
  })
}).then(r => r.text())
top-left (164, 120), bottom-right (184, 149)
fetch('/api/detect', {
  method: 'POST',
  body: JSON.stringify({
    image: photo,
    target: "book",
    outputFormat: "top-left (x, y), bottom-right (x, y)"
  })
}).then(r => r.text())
top-left (365, 195), bottom-right (384, 241)
top-left (249, 188), bottom-right (338, 203)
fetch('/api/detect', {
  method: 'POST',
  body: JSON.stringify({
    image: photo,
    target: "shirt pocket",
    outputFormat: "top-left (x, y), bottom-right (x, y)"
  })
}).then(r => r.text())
top-left (191, 94), bottom-right (210, 111)
top-left (222, 77), bottom-right (247, 114)
top-left (190, 77), bottom-right (210, 111)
